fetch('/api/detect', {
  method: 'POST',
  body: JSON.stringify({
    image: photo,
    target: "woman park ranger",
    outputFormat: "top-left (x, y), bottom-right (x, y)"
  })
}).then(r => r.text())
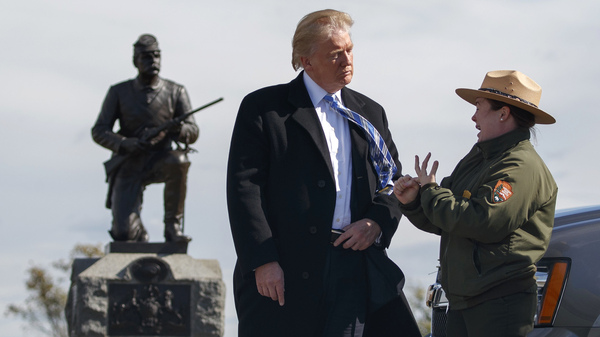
top-left (394, 70), bottom-right (558, 337)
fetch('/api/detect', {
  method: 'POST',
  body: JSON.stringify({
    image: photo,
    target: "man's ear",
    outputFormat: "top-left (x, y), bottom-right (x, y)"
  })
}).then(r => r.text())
top-left (300, 56), bottom-right (311, 70)
top-left (132, 54), bottom-right (140, 69)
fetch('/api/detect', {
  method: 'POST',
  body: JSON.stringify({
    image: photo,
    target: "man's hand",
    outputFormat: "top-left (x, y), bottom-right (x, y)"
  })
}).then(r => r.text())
top-left (140, 127), bottom-right (168, 146)
top-left (119, 137), bottom-right (145, 154)
top-left (166, 119), bottom-right (183, 133)
top-left (334, 219), bottom-right (381, 251)
top-left (255, 261), bottom-right (285, 306)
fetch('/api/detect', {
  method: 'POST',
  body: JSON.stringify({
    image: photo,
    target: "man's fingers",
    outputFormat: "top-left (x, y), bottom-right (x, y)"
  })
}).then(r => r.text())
top-left (342, 236), bottom-right (358, 250)
top-left (267, 285), bottom-right (277, 300)
top-left (258, 282), bottom-right (285, 305)
top-left (257, 285), bottom-right (266, 297)
top-left (338, 220), bottom-right (380, 251)
top-left (276, 285), bottom-right (285, 306)
top-left (265, 283), bottom-right (285, 306)
top-left (333, 234), bottom-right (346, 247)
top-left (255, 262), bottom-right (285, 305)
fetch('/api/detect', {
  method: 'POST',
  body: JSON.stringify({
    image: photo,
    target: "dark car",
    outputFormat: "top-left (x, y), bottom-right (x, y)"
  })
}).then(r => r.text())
top-left (425, 205), bottom-right (600, 337)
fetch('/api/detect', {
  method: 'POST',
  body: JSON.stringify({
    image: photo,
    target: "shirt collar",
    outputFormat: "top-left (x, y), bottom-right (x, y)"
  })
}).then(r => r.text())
top-left (476, 128), bottom-right (531, 159)
top-left (133, 76), bottom-right (163, 92)
top-left (303, 71), bottom-right (342, 107)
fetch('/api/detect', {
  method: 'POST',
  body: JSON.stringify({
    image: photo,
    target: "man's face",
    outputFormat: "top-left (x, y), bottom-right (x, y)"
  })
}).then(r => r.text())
top-left (302, 30), bottom-right (353, 93)
top-left (134, 50), bottom-right (161, 78)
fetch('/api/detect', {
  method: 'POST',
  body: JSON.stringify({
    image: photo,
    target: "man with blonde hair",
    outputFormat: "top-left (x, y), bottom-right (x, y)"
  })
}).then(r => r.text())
top-left (227, 9), bottom-right (420, 337)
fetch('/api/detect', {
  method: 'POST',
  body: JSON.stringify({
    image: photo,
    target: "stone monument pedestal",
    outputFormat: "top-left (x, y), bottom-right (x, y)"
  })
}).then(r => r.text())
top-left (65, 242), bottom-right (225, 337)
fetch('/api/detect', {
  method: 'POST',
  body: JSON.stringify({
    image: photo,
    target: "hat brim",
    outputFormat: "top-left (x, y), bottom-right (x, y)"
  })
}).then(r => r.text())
top-left (455, 88), bottom-right (556, 124)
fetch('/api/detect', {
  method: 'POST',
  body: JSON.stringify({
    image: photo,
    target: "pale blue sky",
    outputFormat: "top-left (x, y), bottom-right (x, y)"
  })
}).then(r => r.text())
top-left (1, 1), bottom-right (599, 335)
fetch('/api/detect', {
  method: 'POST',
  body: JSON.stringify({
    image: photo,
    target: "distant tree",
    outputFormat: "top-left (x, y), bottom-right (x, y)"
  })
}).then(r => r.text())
top-left (5, 243), bottom-right (104, 337)
top-left (406, 281), bottom-right (432, 336)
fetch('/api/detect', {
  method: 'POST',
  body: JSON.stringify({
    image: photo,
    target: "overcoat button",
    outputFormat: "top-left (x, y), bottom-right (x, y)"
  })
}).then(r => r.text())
top-left (302, 272), bottom-right (310, 279)
top-left (309, 226), bottom-right (317, 234)
top-left (317, 180), bottom-right (326, 188)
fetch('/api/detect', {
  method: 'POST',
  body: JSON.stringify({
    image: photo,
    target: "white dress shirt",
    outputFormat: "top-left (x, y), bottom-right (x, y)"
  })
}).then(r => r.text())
top-left (303, 72), bottom-right (352, 230)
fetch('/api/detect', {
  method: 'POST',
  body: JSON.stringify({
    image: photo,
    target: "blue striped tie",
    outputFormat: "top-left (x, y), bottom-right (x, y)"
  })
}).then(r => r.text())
top-left (323, 94), bottom-right (396, 196)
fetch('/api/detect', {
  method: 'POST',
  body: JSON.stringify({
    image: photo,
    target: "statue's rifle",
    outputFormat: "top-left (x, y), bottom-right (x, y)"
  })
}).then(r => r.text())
top-left (103, 97), bottom-right (224, 178)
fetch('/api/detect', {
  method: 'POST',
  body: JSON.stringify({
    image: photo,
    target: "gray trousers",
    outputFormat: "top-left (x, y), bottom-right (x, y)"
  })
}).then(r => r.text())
top-left (109, 150), bottom-right (190, 241)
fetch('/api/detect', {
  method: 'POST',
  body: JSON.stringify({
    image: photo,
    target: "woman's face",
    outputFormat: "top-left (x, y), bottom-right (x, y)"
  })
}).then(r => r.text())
top-left (472, 98), bottom-right (503, 142)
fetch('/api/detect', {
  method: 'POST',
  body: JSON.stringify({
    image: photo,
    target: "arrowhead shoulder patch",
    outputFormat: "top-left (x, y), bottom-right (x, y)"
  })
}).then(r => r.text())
top-left (493, 180), bottom-right (513, 203)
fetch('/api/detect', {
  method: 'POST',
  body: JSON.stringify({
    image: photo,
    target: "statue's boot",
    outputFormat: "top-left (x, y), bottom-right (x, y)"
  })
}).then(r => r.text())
top-left (109, 215), bottom-right (149, 242)
top-left (136, 224), bottom-right (150, 242)
top-left (165, 221), bottom-right (191, 242)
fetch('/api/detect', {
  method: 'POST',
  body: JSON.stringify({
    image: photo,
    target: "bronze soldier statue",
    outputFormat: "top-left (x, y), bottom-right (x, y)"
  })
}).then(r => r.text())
top-left (92, 34), bottom-right (199, 243)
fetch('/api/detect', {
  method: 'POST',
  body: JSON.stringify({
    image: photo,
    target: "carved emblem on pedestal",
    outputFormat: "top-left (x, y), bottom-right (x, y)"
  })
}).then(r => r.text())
top-left (108, 257), bottom-right (191, 336)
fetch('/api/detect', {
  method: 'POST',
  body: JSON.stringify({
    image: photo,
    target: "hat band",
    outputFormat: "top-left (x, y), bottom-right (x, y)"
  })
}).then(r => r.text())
top-left (479, 88), bottom-right (538, 108)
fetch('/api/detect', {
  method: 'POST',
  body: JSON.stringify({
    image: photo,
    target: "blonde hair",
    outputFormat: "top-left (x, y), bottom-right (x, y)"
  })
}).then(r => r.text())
top-left (291, 9), bottom-right (354, 71)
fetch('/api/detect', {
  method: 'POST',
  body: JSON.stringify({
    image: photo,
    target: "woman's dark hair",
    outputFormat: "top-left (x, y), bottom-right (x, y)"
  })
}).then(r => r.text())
top-left (488, 98), bottom-right (536, 130)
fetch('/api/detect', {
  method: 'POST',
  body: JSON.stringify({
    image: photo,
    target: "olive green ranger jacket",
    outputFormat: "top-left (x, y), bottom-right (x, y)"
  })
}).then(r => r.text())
top-left (401, 128), bottom-right (558, 310)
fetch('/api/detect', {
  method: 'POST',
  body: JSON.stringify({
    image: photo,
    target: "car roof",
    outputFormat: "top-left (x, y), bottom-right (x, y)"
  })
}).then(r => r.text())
top-left (554, 205), bottom-right (600, 228)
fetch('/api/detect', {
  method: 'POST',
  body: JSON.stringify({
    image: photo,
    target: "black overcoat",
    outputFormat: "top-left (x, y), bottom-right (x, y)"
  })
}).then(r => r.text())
top-left (226, 72), bottom-right (420, 337)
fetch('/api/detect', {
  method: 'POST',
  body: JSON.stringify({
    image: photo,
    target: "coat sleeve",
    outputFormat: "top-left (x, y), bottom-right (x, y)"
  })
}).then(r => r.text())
top-left (226, 93), bottom-right (279, 275)
top-left (419, 149), bottom-right (557, 243)
top-left (399, 196), bottom-right (443, 236)
top-left (92, 86), bottom-right (127, 153)
top-left (173, 85), bottom-right (199, 145)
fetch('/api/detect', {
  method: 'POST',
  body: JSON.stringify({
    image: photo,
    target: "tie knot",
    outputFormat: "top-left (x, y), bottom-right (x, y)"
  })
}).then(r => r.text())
top-left (323, 94), bottom-right (336, 104)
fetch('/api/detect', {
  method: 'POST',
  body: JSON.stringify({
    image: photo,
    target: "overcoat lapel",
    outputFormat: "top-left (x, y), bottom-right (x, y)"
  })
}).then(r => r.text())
top-left (288, 74), bottom-right (335, 179)
top-left (340, 88), bottom-right (375, 216)
top-left (286, 74), bottom-right (373, 186)
top-left (341, 88), bottom-right (370, 166)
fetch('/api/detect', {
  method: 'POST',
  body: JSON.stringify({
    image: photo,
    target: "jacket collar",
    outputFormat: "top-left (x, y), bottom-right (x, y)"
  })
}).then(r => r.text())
top-left (288, 71), bottom-right (313, 108)
top-left (288, 72), bottom-right (334, 177)
top-left (287, 71), bottom-right (366, 113)
top-left (476, 128), bottom-right (531, 159)
top-left (133, 76), bottom-right (163, 92)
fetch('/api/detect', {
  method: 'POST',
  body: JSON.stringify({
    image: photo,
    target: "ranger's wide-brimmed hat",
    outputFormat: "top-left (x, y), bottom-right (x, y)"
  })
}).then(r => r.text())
top-left (455, 70), bottom-right (555, 124)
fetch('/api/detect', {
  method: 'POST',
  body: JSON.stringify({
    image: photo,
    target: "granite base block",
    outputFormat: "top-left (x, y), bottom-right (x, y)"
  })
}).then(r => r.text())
top-left (65, 247), bottom-right (225, 337)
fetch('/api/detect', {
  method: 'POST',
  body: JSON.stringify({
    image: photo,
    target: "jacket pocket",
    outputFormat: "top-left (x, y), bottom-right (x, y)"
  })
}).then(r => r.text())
top-left (472, 243), bottom-right (482, 276)
top-left (473, 239), bottom-right (510, 276)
